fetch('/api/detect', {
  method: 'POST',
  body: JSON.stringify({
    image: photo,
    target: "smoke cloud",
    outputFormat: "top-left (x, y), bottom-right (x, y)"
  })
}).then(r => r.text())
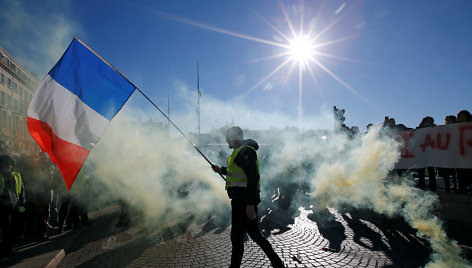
top-left (85, 112), bottom-right (229, 226)
top-left (77, 87), bottom-right (468, 267)
top-left (264, 126), bottom-right (470, 267)
top-left (139, 80), bottom-right (335, 134)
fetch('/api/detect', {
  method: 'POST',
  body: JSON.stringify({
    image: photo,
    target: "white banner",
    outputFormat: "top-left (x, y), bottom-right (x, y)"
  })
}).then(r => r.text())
top-left (394, 122), bottom-right (472, 169)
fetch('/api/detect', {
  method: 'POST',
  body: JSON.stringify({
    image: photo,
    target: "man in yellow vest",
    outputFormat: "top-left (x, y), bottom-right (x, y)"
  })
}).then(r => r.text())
top-left (212, 126), bottom-right (284, 268)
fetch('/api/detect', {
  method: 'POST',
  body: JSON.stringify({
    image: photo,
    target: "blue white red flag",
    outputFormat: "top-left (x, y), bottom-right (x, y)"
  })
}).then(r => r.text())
top-left (27, 37), bottom-right (136, 189)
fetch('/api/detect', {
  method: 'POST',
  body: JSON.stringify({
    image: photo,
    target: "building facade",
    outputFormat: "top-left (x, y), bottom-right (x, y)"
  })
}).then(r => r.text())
top-left (0, 46), bottom-right (40, 154)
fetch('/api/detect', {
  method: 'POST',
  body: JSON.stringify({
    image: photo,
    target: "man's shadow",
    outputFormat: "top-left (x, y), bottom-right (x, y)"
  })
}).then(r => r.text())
top-left (194, 212), bottom-right (231, 238)
top-left (340, 212), bottom-right (391, 253)
top-left (307, 208), bottom-right (346, 251)
top-left (258, 185), bottom-right (306, 238)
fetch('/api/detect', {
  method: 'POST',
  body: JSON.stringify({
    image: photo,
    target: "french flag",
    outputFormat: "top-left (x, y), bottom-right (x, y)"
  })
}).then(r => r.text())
top-left (27, 38), bottom-right (136, 190)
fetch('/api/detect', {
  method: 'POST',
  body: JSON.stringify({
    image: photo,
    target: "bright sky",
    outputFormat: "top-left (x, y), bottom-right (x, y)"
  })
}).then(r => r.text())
top-left (1, 0), bottom-right (471, 133)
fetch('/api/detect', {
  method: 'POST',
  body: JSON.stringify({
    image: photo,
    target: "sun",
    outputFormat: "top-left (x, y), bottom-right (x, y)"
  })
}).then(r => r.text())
top-left (288, 35), bottom-right (315, 67)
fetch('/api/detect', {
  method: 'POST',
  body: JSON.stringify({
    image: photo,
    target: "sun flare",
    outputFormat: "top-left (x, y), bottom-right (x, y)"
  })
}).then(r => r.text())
top-left (142, 1), bottom-right (363, 101)
top-left (288, 35), bottom-right (315, 66)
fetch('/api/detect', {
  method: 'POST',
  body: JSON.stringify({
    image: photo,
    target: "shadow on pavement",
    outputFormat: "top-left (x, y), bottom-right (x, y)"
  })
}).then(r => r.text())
top-left (307, 207), bottom-right (431, 268)
top-left (194, 214), bottom-right (231, 238)
top-left (257, 185), bottom-right (305, 238)
top-left (308, 208), bottom-right (346, 251)
top-left (5, 229), bottom-right (80, 267)
top-left (75, 235), bottom-right (150, 268)
top-left (65, 210), bottom-right (125, 255)
top-left (73, 215), bottom-right (198, 267)
top-left (147, 214), bottom-right (196, 244)
top-left (258, 204), bottom-right (295, 237)
top-left (368, 213), bottom-right (431, 268)
top-left (65, 197), bottom-right (472, 267)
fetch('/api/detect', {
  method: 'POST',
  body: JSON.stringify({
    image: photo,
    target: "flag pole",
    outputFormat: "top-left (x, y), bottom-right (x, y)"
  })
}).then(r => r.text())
top-left (74, 37), bottom-right (225, 181)
top-left (135, 88), bottom-right (226, 181)
top-left (135, 88), bottom-right (226, 182)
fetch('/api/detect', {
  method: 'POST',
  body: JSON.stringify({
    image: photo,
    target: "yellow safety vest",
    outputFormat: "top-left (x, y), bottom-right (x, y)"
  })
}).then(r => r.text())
top-left (225, 146), bottom-right (260, 190)
top-left (0, 172), bottom-right (22, 197)
top-left (12, 172), bottom-right (22, 198)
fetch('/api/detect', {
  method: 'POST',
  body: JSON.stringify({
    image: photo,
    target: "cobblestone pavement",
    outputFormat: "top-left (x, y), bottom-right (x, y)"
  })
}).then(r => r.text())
top-left (57, 200), bottom-right (454, 268)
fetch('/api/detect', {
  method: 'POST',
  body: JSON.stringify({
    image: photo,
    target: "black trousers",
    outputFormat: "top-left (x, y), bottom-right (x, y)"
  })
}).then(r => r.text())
top-left (438, 168), bottom-right (457, 191)
top-left (58, 195), bottom-right (71, 230)
top-left (417, 167), bottom-right (436, 190)
top-left (457, 168), bottom-right (472, 192)
top-left (230, 203), bottom-right (284, 268)
top-left (0, 211), bottom-right (13, 256)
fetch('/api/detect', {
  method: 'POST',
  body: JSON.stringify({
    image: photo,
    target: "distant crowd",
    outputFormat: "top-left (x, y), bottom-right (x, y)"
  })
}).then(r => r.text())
top-left (0, 153), bottom-right (92, 260)
top-left (383, 109), bottom-right (472, 194)
top-left (340, 109), bottom-right (472, 194)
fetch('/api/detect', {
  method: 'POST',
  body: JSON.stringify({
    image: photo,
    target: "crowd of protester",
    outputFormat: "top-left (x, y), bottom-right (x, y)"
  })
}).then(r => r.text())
top-left (0, 152), bottom-right (92, 260)
top-left (335, 109), bottom-right (472, 193)
top-left (368, 109), bottom-right (472, 194)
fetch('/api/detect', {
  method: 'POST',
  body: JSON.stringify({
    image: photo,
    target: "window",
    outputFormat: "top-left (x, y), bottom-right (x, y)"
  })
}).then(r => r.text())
top-left (7, 78), bottom-right (11, 89)
top-left (1, 92), bottom-right (4, 105)
top-left (1, 110), bottom-right (6, 128)
top-left (0, 72), bottom-right (4, 84)
top-left (13, 82), bottom-right (17, 93)
top-left (14, 115), bottom-right (18, 131)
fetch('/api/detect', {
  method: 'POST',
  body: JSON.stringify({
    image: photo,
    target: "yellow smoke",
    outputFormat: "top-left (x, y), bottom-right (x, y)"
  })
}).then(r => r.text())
top-left (87, 114), bottom-right (229, 223)
top-left (309, 127), bottom-right (470, 267)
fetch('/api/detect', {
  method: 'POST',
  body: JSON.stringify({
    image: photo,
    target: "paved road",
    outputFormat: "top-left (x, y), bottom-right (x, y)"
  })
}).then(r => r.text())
top-left (57, 201), bottom-right (450, 268)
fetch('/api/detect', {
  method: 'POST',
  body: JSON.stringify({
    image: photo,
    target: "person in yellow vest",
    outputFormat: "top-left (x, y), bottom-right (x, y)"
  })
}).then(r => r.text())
top-left (212, 126), bottom-right (285, 268)
top-left (11, 159), bottom-right (26, 242)
top-left (0, 155), bottom-right (25, 259)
